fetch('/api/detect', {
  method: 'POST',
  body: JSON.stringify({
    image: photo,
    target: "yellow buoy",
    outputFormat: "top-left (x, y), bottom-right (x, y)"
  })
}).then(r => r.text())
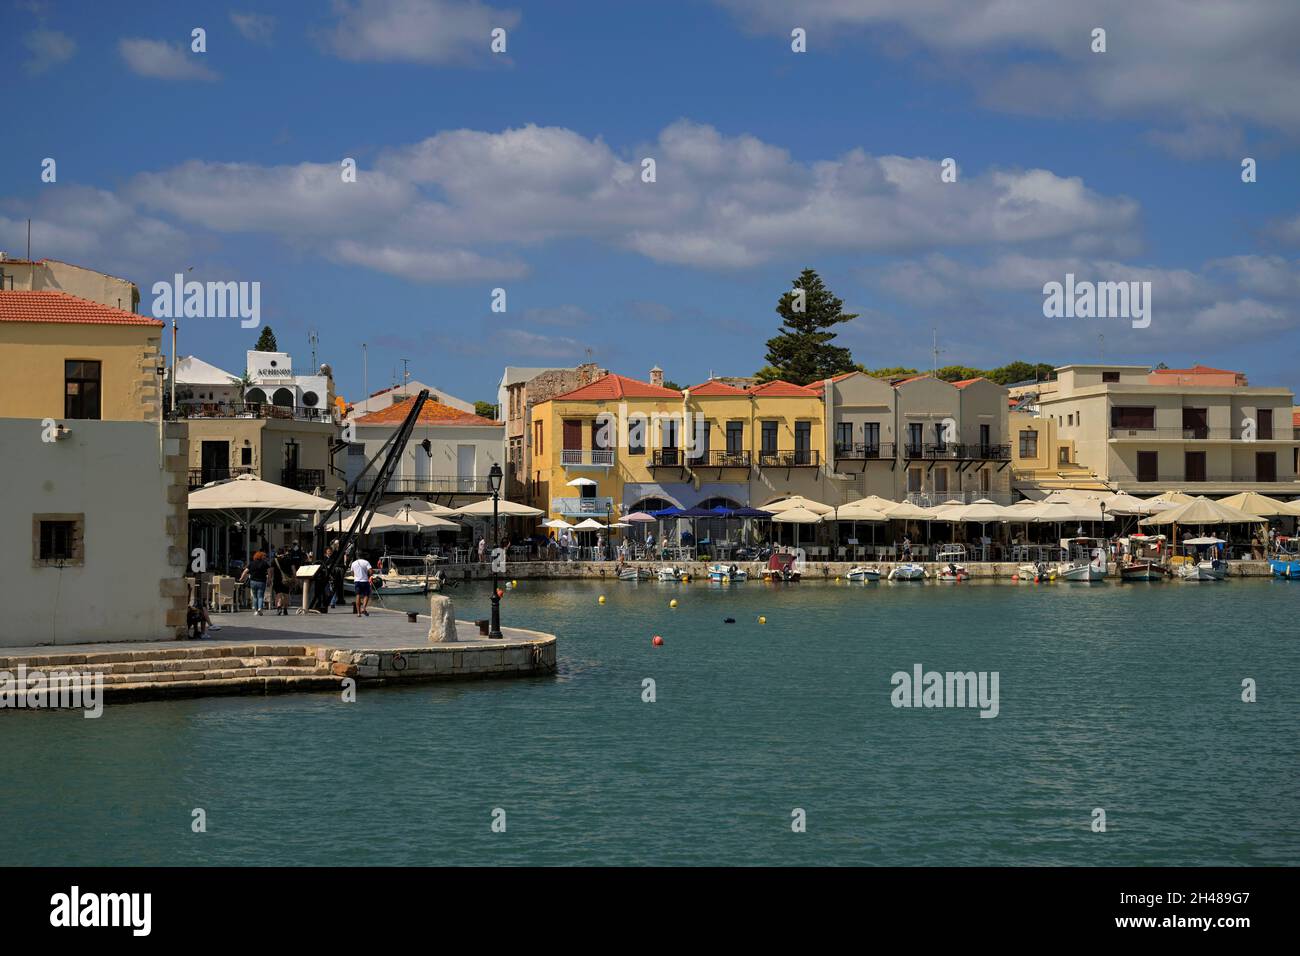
top-left (758, 615), bottom-right (767, 624)
top-left (598, 595), bottom-right (606, 604)
top-left (835, 576), bottom-right (841, 582)
top-left (511, 580), bottom-right (518, 588)
top-left (669, 599), bottom-right (678, 608)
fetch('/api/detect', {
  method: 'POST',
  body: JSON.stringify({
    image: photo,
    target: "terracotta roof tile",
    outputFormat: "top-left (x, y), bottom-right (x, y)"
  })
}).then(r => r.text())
top-left (746, 380), bottom-right (819, 397)
top-left (551, 373), bottom-right (681, 401)
top-left (0, 290), bottom-right (161, 327)
top-left (355, 395), bottom-right (498, 426)
top-left (687, 379), bottom-right (747, 396)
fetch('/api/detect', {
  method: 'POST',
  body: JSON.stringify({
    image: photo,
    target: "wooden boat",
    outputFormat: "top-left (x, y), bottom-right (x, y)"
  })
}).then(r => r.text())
top-left (617, 565), bottom-right (652, 581)
top-left (656, 566), bottom-right (683, 581)
top-left (761, 552), bottom-right (800, 582)
top-left (936, 563), bottom-right (970, 582)
top-left (845, 566), bottom-right (881, 582)
top-left (1058, 538), bottom-right (1108, 582)
top-left (1269, 538), bottom-right (1299, 578)
top-left (1119, 534), bottom-right (1167, 581)
top-left (1120, 560), bottom-right (1166, 581)
top-left (1177, 538), bottom-right (1227, 581)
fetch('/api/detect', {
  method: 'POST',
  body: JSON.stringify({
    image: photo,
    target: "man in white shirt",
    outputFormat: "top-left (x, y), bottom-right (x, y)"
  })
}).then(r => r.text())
top-left (350, 555), bottom-right (373, 616)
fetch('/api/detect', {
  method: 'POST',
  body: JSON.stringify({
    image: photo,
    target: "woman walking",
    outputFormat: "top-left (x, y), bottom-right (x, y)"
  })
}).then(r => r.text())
top-left (240, 550), bottom-right (270, 615)
top-left (271, 547), bottom-right (295, 615)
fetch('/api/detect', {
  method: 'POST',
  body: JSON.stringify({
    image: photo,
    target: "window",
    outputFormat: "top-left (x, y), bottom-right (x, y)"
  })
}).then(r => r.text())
top-left (979, 467), bottom-right (990, 493)
top-left (1182, 407), bottom-right (1208, 440)
top-left (690, 421), bottom-right (710, 460)
top-left (33, 514), bottom-right (85, 567)
top-left (1058, 446), bottom-right (1071, 466)
top-left (64, 360), bottom-right (101, 420)
top-left (864, 422), bottom-right (880, 453)
top-left (1184, 451), bottom-right (1206, 482)
top-left (1258, 409), bottom-right (1273, 440)
top-left (1111, 406), bottom-right (1155, 429)
top-left (907, 467), bottom-right (922, 493)
top-left (934, 468), bottom-right (948, 494)
top-left (907, 423), bottom-right (923, 455)
top-left (761, 421), bottom-right (778, 455)
top-left (835, 422), bottom-right (853, 452)
top-left (1136, 451), bottom-right (1158, 482)
top-left (662, 417), bottom-right (679, 449)
top-left (1067, 414), bottom-right (1074, 426)
top-left (628, 416), bottom-right (645, 455)
top-left (794, 421), bottom-right (811, 463)
top-left (533, 421), bottom-right (543, 457)
top-left (591, 418), bottom-right (605, 451)
top-left (1256, 452), bottom-right (1277, 483)
top-left (933, 421), bottom-right (947, 450)
top-left (980, 423), bottom-right (990, 454)
top-left (1019, 430), bottom-right (1038, 459)
top-left (563, 419), bottom-right (582, 451)
top-left (726, 421), bottom-right (743, 455)
top-left (1102, 371), bottom-right (1120, 383)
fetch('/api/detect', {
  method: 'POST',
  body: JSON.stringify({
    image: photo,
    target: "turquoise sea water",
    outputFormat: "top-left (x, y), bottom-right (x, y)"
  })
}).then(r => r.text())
top-left (2, 578), bottom-right (1296, 866)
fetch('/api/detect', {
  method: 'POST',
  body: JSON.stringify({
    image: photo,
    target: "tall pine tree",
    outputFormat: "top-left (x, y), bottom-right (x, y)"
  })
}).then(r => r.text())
top-left (757, 269), bottom-right (858, 385)
top-left (254, 326), bottom-right (278, 352)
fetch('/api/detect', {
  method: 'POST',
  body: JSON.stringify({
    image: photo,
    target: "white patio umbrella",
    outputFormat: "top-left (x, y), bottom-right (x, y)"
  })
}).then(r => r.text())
top-left (1217, 491), bottom-right (1300, 517)
top-left (573, 518), bottom-right (605, 529)
top-left (765, 495), bottom-right (834, 515)
top-left (451, 498), bottom-right (545, 517)
top-left (377, 497), bottom-right (459, 516)
top-left (771, 506), bottom-right (823, 552)
top-left (566, 477), bottom-right (598, 488)
top-left (832, 501), bottom-right (889, 554)
top-left (542, 518), bottom-right (574, 529)
top-left (188, 474), bottom-right (336, 566)
top-left (1139, 497), bottom-right (1264, 527)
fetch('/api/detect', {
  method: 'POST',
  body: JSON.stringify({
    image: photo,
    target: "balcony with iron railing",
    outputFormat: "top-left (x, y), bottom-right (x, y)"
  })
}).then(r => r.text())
top-left (354, 475), bottom-right (495, 496)
top-left (834, 442), bottom-right (895, 461)
top-left (650, 449), bottom-right (752, 469)
top-left (903, 443), bottom-right (1010, 460)
top-left (168, 401), bottom-right (336, 424)
top-left (560, 448), bottom-right (615, 467)
top-left (280, 468), bottom-right (326, 491)
top-left (1108, 426), bottom-right (1290, 441)
top-left (552, 495), bottom-right (615, 517)
top-left (188, 466), bottom-right (254, 488)
top-left (758, 449), bottom-right (820, 468)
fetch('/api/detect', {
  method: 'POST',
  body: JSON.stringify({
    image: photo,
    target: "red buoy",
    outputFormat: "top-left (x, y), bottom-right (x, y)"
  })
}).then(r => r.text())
top-left (652, 635), bottom-right (664, 646)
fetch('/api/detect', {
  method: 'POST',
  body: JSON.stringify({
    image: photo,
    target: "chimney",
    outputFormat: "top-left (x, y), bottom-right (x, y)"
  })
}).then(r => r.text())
top-left (650, 366), bottom-right (664, 388)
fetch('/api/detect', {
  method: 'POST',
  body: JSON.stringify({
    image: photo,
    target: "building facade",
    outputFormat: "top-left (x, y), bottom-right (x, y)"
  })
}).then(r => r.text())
top-left (0, 288), bottom-right (188, 644)
top-left (1037, 363), bottom-right (1299, 494)
top-left (499, 363), bottom-right (605, 502)
top-left (531, 370), bottom-right (1014, 518)
top-left (347, 395), bottom-right (502, 503)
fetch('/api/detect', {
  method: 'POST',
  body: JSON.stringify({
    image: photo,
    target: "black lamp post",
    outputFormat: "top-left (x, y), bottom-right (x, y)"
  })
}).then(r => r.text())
top-left (488, 462), bottom-right (504, 639)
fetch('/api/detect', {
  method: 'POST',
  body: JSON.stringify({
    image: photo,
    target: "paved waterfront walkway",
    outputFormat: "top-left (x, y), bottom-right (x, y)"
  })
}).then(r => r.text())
top-left (0, 608), bottom-right (545, 657)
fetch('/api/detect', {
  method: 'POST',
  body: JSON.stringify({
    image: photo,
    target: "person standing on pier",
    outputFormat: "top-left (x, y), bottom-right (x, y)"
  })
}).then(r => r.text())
top-left (272, 547), bottom-right (295, 616)
top-left (350, 553), bottom-right (373, 616)
top-left (240, 550), bottom-right (270, 615)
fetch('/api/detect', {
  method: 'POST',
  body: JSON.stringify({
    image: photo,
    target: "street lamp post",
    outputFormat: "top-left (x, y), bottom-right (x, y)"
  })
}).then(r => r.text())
top-left (488, 462), bottom-right (504, 639)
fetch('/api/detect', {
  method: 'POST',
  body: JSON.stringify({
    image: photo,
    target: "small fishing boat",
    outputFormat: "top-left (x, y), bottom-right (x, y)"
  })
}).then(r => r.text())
top-left (845, 565), bottom-right (881, 582)
top-left (656, 566), bottom-right (683, 581)
top-left (888, 563), bottom-right (927, 581)
top-left (1177, 538), bottom-right (1227, 581)
top-left (936, 563), bottom-right (970, 582)
top-left (617, 565), bottom-right (652, 581)
top-left (343, 554), bottom-right (440, 595)
top-left (761, 552), bottom-right (800, 582)
top-left (1058, 538), bottom-right (1108, 582)
top-left (707, 563), bottom-right (747, 582)
top-left (1119, 534), bottom-right (1167, 581)
top-left (933, 545), bottom-right (969, 581)
top-left (1269, 538), bottom-right (1300, 578)
top-left (1015, 563), bottom-right (1054, 582)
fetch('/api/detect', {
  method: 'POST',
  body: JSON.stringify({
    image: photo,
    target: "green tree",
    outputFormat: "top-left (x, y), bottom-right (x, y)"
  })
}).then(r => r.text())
top-left (474, 400), bottom-right (497, 419)
top-left (757, 269), bottom-right (858, 385)
top-left (254, 326), bottom-right (278, 352)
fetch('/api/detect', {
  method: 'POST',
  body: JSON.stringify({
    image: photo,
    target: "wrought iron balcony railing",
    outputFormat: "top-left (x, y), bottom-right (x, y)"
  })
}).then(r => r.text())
top-left (188, 466), bottom-right (254, 488)
top-left (280, 468), bottom-right (326, 491)
top-left (560, 448), bottom-right (615, 466)
top-left (834, 442), bottom-right (895, 460)
top-left (758, 450), bottom-right (820, 468)
top-left (168, 401), bottom-right (335, 423)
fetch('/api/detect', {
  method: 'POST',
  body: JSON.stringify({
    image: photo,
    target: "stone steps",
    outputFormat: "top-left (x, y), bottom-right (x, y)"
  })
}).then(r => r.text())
top-left (2, 644), bottom-right (343, 703)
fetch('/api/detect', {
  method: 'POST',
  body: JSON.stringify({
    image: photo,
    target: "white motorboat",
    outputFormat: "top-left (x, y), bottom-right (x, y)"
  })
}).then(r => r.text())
top-left (707, 563), bottom-right (747, 582)
top-left (888, 563), bottom-right (927, 581)
top-left (1058, 538), bottom-right (1108, 582)
top-left (936, 563), bottom-right (970, 582)
top-left (617, 565), bottom-right (652, 581)
top-left (845, 566), bottom-right (881, 582)
top-left (343, 554), bottom-right (441, 595)
top-left (1014, 563), bottom-right (1054, 582)
top-left (656, 566), bottom-right (683, 581)
top-left (1178, 537), bottom-right (1227, 581)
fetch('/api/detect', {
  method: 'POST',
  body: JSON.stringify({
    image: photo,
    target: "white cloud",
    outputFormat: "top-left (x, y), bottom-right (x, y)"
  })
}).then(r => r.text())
top-left (230, 12), bottom-right (276, 45)
top-left (330, 240), bottom-right (527, 282)
top-left (119, 38), bottom-right (219, 81)
top-left (320, 0), bottom-right (520, 64)
top-left (22, 29), bottom-right (75, 74)
top-left (715, 0), bottom-right (1300, 141)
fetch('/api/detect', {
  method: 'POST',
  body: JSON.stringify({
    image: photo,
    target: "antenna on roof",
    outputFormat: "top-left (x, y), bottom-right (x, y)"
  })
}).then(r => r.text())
top-left (931, 328), bottom-right (945, 378)
top-left (308, 328), bottom-right (319, 367)
top-left (401, 358), bottom-right (411, 388)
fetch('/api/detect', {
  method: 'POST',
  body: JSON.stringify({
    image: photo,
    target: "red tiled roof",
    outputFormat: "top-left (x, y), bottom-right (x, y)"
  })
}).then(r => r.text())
top-left (1155, 364), bottom-right (1238, 375)
top-left (687, 379), bottom-right (748, 396)
top-left (0, 290), bottom-right (162, 327)
top-left (892, 374), bottom-right (931, 387)
top-left (747, 380), bottom-right (819, 397)
top-left (551, 373), bottom-right (681, 401)
top-left (952, 377), bottom-right (988, 388)
top-left (355, 395), bottom-right (497, 426)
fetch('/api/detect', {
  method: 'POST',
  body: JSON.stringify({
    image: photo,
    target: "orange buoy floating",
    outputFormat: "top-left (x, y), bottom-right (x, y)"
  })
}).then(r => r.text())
top-left (652, 635), bottom-right (664, 646)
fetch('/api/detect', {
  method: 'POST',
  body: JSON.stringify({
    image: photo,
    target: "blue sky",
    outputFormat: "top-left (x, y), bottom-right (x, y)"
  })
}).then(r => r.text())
top-left (4, 0), bottom-right (1300, 403)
